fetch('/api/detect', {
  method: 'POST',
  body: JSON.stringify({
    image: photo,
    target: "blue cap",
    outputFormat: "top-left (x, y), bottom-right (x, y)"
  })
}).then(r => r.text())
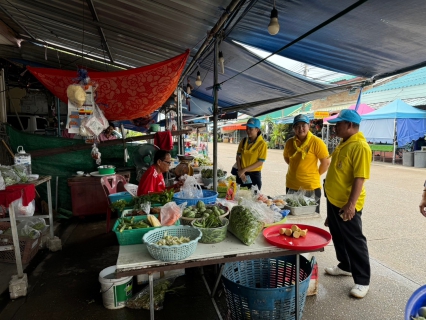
top-left (328, 109), bottom-right (362, 125)
top-left (243, 118), bottom-right (261, 128)
top-left (293, 114), bottom-right (310, 126)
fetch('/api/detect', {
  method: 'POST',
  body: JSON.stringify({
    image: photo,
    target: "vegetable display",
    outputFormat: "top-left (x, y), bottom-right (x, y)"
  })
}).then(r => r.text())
top-left (192, 214), bottom-right (228, 244)
top-left (201, 168), bottom-right (226, 179)
top-left (134, 189), bottom-right (174, 206)
top-left (182, 201), bottom-right (226, 219)
top-left (155, 232), bottom-right (190, 246)
top-left (193, 156), bottom-right (212, 167)
top-left (228, 205), bottom-right (264, 246)
top-left (116, 217), bottom-right (151, 232)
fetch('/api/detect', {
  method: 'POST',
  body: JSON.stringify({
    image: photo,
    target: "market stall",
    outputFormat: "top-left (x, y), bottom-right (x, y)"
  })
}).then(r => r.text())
top-left (360, 99), bottom-right (426, 164)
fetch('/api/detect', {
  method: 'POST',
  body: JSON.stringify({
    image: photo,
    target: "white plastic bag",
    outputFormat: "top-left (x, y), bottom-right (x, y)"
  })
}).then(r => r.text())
top-left (0, 175), bottom-right (5, 190)
top-left (13, 198), bottom-right (35, 217)
top-left (179, 175), bottom-right (203, 199)
top-left (239, 198), bottom-right (276, 224)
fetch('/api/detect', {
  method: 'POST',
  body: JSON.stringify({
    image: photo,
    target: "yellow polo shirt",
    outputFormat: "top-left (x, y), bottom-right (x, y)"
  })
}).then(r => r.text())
top-left (237, 135), bottom-right (267, 172)
top-left (283, 134), bottom-right (329, 190)
top-left (324, 132), bottom-right (371, 211)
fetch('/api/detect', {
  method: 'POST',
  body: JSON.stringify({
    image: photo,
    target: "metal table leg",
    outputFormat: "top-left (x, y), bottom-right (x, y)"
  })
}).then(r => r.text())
top-left (9, 203), bottom-right (23, 278)
top-left (149, 272), bottom-right (154, 320)
top-left (295, 253), bottom-right (300, 320)
top-left (47, 180), bottom-right (54, 239)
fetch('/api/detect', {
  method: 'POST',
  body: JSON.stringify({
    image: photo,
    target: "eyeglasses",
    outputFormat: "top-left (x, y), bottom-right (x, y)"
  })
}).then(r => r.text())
top-left (162, 160), bottom-right (172, 165)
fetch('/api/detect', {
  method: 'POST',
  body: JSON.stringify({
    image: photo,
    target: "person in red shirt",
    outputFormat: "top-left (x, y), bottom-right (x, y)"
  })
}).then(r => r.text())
top-left (137, 150), bottom-right (172, 196)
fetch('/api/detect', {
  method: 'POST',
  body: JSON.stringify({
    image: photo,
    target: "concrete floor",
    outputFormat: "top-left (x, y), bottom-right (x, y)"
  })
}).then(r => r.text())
top-left (0, 143), bottom-right (425, 319)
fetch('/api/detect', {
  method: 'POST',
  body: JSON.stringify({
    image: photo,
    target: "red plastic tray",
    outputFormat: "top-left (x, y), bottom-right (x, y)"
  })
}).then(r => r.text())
top-left (263, 224), bottom-right (332, 251)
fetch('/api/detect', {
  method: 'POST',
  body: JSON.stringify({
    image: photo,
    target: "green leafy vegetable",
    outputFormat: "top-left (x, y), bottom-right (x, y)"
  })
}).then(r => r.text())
top-left (228, 205), bottom-right (264, 246)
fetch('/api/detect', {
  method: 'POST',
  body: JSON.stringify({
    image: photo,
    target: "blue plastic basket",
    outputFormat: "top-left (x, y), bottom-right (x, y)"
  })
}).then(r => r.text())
top-left (405, 285), bottom-right (426, 320)
top-left (172, 189), bottom-right (218, 206)
top-left (108, 191), bottom-right (133, 204)
top-left (221, 255), bottom-right (314, 320)
top-left (142, 226), bottom-right (202, 261)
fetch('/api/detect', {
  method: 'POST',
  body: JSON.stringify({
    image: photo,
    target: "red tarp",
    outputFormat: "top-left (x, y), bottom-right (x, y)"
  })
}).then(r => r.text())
top-left (27, 50), bottom-right (189, 120)
top-left (222, 124), bottom-right (246, 131)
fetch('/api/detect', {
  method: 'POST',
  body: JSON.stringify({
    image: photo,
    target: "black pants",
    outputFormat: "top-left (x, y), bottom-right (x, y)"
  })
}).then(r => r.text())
top-left (236, 171), bottom-right (262, 190)
top-left (326, 200), bottom-right (370, 285)
top-left (286, 188), bottom-right (321, 213)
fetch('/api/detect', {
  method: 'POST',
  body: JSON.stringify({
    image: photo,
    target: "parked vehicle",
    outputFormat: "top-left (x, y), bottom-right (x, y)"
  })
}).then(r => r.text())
top-left (7, 114), bottom-right (48, 134)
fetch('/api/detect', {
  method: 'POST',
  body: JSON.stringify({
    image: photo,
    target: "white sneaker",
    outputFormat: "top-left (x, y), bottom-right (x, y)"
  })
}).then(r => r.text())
top-left (324, 266), bottom-right (352, 276)
top-left (350, 284), bottom-right (369, 298)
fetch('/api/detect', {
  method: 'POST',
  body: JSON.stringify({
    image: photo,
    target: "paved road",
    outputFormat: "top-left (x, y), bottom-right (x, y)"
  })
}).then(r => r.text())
top-left (207, 142), bottom-right (426, 319)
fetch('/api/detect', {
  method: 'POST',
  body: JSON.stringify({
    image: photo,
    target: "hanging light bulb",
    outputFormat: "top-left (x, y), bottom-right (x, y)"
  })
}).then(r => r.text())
top-left (195, 71), bottom-right (202, 86)
top-left (186, 78), bottom-right (193, 94)
top-left (219, 51), bottom-right (225, 74)
top-left (268, 3), bottom-right (280, 35)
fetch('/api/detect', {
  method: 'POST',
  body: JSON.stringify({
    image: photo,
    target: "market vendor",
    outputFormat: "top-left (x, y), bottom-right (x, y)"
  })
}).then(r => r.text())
top-left (283, 114), bottom-right (330, 213)
top-left (137, 150), bottom-right (181, 196)
top-left (235, 118), bottom-right (268, 190)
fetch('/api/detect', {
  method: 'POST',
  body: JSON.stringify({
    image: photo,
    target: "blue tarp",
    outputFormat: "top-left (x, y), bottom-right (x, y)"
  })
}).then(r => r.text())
top-left (189, 40), bottom-right (343, 117)
top-left (361, 99), bottom-right (426, 120)
top-left (275, 113), bottom-right (315, 125)
top-left (360, 99), bottom-right (426, 147)
top-left (230, 0), bottom-right (426, 78)
top-left (397, 119), bottom-right (426, 147)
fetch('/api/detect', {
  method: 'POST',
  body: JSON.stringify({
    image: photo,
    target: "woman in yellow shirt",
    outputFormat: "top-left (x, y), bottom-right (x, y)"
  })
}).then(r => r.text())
top-left (236, 118), bottom-right (268, 190)
top-left (283, 114), bottom-right (330, 213)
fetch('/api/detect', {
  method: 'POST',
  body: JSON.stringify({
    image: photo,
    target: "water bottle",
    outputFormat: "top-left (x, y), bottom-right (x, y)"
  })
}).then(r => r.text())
top-left (14, 146), bottom-right (32, 175)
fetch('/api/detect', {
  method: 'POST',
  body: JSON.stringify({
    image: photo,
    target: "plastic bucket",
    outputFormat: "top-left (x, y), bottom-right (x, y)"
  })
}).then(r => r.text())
top-left (99, 266), bottom-right (133, 309)
top-left (403, 152), bottom-right (414, 167)
top-left (414, 151), bottom-right (426, 168)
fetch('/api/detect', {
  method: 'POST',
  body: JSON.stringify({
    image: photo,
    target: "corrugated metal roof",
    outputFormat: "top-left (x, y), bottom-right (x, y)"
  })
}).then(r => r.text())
top-left (364, 67), bottom-right (426, 94)
top-left (367, 97), bottom-right (426, 110)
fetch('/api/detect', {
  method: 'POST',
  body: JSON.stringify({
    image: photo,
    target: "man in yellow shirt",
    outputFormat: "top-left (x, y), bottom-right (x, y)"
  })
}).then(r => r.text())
top-left (283, 114), bottom-right (330, 213)
top-left (236, 118), bottom-right (268, 190)
top-left (324, 109), bottom-right (372, 299)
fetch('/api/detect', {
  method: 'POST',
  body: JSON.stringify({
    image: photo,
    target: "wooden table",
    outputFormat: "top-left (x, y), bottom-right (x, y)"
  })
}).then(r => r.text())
top-left (116, 232), bottom-right (325, 320)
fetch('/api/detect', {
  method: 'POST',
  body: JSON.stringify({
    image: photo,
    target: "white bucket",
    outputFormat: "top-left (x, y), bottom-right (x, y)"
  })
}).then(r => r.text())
top-left (99, 266), bottom-right (133, 309)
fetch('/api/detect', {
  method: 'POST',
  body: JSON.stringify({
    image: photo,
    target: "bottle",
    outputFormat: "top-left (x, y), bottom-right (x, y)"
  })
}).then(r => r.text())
top-left (14, 146), bottom-right (32, 175)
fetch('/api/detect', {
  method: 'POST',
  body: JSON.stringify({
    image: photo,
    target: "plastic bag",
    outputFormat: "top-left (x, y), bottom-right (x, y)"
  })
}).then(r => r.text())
top-left (12, 165), bottom-right (28, 183)
top-left (228, 205), bottom-right (264, 246)
top-left (13, 198), bottom-right (35, 217)
top-left (179, 175), bottom-right (203, 199)
top-left (18, 217), bottom-right (47, 231)
top-left (85, 104), bottom-right (109, 136)
top-left (0, 166), bottom-right (21, 186)
top-left (126, 277), bottom-right (177, 310)
top-left (285, 188), bottom-right (318, 207)
top-left (160, 201), bottom-right (185, 226)
top-left (91, 144), bottom-right (102, 165)
top-left (239, 198), bottom-right (275, 224)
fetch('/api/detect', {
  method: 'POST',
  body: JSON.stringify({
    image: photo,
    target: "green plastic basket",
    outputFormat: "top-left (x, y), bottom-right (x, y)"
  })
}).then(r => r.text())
top-left (113, 215), bottom-right (180, 246)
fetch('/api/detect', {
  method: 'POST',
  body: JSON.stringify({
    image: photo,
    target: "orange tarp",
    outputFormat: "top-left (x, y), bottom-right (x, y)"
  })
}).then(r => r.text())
top-left (27, 50), bottom-right (189, 120)
top-left (222, 124), bottom-right (246, 131)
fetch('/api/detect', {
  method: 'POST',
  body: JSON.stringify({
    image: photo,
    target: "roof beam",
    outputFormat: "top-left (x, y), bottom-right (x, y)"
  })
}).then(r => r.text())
top-left (86, 0), bottom-right (114, 63)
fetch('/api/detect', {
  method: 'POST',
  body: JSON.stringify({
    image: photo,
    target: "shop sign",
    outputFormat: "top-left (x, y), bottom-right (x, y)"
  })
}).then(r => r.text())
top-left (314, 111), bottom-right (330, 119)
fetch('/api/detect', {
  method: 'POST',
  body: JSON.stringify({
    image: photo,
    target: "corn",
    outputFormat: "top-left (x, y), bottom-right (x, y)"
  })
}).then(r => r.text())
top-left (148, 215), bottom-right (161, 227)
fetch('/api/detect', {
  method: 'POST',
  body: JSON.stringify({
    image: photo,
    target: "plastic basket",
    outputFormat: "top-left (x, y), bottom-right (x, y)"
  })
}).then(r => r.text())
top-left (0, 222), bottom-right (41, 264)
top-left (113, 215), bottom-right (180, 246)
top-left (191, 217), bottom-right (229, 244)
top-left (142, 226), bottom-right (202, 261)
top-left (405, 285), bottom-right (426, 320)
top-left (172, 189), bottom-right (218, 206)
top-left (108, 191), bottom-right (133, 204)
top-left (180, 203), bottom-right (229, 226)
top-left (222, 255), bottom-right (315, 320)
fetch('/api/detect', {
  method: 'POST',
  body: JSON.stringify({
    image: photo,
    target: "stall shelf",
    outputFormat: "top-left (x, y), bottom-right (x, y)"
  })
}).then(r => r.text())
top-left (0, 176), bottom-right (61, 298)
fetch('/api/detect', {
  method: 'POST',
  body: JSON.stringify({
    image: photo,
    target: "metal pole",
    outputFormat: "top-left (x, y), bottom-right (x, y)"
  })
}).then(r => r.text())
top-left (392, 119), bottom-right (397, 164)
top-left (295, 254), bottom-right (300, 320)
top-left (177, 89), bottom-right (183, 155)
top-left (212, 39), bottom-right (219, 191)
top-left (57, 98), bottom-right (61, 137)
top-left (55, 176), bottom-right (58, 214)
top-left (9, 203), bottom-right (23, 277)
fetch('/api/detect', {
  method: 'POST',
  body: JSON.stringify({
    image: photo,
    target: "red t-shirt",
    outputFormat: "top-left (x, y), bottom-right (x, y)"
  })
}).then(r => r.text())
top-left (137, 165), bottom-right (165, 196)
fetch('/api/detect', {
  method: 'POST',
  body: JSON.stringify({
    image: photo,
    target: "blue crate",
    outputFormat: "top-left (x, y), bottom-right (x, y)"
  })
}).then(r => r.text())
top-left (172, 190), bottom-right (218, 206)
top-left (405, 285), bottom-right (426, 320)
top-left (221, 255), bottom-right (314, 320)
top-left (108, 191), bottom-right (133, 204)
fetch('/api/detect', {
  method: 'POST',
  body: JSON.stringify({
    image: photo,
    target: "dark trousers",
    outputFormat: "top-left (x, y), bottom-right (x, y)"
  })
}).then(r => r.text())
top-left (286, 187), bottom-right (321, 213)
top-left (326, 200), bottom-right (370, 285)
top-left (236, 171), bottom-right (262, 190)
